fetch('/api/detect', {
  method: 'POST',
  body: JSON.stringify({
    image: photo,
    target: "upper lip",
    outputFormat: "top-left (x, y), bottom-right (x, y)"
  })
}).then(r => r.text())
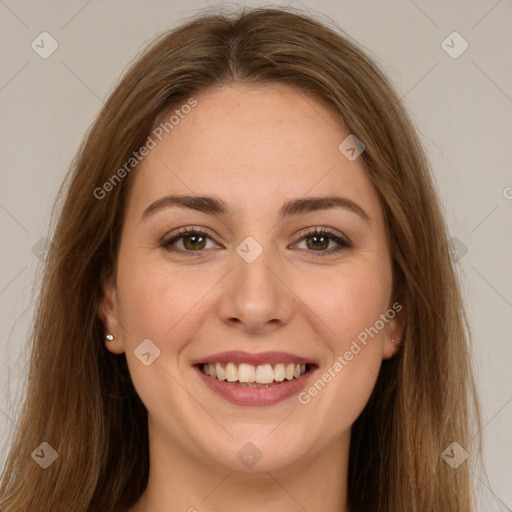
top-left (192, 351), bottom-right (316, 366)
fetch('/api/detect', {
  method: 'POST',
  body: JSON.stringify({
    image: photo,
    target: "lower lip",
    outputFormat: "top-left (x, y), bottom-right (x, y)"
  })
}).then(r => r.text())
top-left (194, 366), bottom-right (317, 406)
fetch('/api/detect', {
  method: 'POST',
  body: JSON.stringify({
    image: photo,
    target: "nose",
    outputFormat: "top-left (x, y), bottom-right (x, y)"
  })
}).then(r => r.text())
top-left (216, 241), bottom-right (295, 335)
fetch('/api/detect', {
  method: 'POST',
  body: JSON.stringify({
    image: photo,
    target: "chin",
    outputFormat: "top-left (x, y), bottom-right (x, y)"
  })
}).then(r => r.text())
top-left (199, 429), bottom-right (309, 474)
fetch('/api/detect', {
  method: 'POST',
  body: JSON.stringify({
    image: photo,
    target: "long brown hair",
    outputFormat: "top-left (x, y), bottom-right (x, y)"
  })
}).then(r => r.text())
top-left (0, 6), bottom-right (482, 511)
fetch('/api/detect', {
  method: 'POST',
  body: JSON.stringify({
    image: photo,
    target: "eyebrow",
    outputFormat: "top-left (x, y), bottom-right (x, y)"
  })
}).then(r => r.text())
top-left (141, 193), bottom-right (370, 223)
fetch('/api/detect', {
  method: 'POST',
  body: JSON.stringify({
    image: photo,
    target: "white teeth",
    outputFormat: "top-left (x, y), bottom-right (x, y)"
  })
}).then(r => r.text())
top-left (225, 362), bottom-right (237, 382)
top-left (201, 362), bottom-right (308, 383)
top-left (274, 363), bottom-right (285, 382)
top-left (255, 364), bottom-right (274, 384)
top-left (238, 363), bottom-right (255, 383)
top-left (216, 362), bottom-right (226, 381)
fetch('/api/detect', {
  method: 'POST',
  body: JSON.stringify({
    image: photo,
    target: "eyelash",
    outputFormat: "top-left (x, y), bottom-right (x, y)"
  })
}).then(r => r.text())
top-left (160, 226), bottom-right (352, 257)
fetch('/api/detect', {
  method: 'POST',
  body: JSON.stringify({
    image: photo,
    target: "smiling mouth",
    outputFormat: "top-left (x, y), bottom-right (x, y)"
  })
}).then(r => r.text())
top-left (198, 362), bottom-right (313, 387)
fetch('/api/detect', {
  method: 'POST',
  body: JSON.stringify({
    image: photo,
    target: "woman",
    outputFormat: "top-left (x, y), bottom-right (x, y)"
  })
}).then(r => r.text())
top-left (0, 7), bottom-right (482, 511)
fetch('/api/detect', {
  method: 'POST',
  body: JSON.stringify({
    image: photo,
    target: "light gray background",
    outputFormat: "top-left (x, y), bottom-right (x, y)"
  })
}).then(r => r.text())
top-left (0, 1), bottom-right (510, 510)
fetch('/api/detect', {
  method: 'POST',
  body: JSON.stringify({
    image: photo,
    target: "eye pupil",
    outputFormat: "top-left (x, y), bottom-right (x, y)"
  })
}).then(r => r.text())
top-left (307, 235), bottom-right (328, 250)
top-left (163, 228), bottom-right (348, 256)
top-left (184, 234), bottom-right (206, 250)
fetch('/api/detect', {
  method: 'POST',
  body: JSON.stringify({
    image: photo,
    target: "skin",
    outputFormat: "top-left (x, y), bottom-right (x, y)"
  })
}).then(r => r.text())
top-left (100, 83), bottom-right (404, 512)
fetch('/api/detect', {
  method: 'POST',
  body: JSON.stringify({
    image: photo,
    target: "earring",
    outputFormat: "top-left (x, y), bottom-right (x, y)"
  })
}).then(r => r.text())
top-left (392, 339), bottom-right (400, 356)
top-left (105, 334), bottom-right (114, 342)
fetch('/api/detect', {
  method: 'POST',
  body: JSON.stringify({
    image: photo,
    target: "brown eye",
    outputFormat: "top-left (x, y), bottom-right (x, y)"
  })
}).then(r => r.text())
top-left (305, 233), bottom-right (330, 251)
top-left (161, 227), bottom-right (217, 253)
top-left (294, 228), bottom-right (351, 256)
top-left (161, 226), bottom-right (351, 257)
top-left (182, 233), bottom-right (207, 250)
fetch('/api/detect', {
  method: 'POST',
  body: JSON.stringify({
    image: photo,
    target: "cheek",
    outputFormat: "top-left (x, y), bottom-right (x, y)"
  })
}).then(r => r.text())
top-left (294, 265), bottom-right (390, 422)
top-left (114, 254), bottom-right (223, 402)
top-left (116, 252), bottom-right (210, 342)
top-left (115, 257), bottom-right (207, 424)
top-left (299, 263), bottom-right (391, 352)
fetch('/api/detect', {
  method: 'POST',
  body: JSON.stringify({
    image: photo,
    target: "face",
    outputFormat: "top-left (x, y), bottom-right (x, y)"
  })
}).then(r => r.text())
top-left (101, 83), bottom-right (403, 474)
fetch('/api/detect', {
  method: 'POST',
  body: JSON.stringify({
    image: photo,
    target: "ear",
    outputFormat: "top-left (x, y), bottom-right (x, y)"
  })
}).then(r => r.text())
top-left (98, 269), bottom-right (125, 355)
top-left (382, 301), bottom-right (405, 360)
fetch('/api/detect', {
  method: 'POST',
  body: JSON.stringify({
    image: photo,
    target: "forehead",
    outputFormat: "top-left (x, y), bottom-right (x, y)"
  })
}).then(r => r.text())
top-left (125, 83), bottom-right (381, 222)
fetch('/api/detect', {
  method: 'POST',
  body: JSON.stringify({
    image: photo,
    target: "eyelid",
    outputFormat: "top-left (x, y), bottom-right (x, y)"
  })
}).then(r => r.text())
top-left (160, 226), bottom-right (221, 249)
top-left (160, 225), bottom-right (352, 256)
top-left (290, 227), bottom-right (352, 256)
top-left (293, 226), bottom-right (351, 245)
